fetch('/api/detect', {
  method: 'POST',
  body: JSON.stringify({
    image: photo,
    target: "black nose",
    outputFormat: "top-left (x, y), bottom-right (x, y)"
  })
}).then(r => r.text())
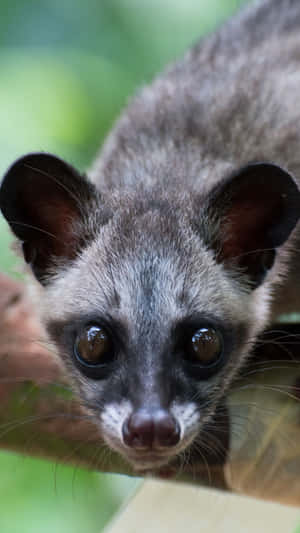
top-left (122, 408), bottom-right (180, 450)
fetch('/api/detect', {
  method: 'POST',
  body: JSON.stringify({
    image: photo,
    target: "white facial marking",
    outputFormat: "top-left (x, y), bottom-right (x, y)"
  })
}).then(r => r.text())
top-left (99, 399), bottom-right (201, 471)
top-left (100, 400), bottom-right (132, 451)
top-left (171, 401), bottom-right (200, 449)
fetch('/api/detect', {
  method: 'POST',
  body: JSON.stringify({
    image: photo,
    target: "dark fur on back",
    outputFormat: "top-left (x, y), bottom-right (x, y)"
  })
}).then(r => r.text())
top-left (93, 0), bottom-right (300, 194)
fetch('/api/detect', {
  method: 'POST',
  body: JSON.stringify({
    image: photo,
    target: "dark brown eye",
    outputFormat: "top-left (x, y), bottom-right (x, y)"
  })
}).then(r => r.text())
top-left (74, 325), bottom-right (113, 366)
top-left (189, 327), bottom-right (223, 366)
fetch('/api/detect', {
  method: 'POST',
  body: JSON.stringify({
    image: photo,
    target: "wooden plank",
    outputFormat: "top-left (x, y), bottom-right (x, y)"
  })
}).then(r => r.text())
top-left (104, 480), bottom-right (300, 533)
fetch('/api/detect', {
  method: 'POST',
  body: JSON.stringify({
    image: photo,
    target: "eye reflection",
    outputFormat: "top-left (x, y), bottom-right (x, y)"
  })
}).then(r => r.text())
top-left (189, 327), bottom-right (223, 366)
top-left (75, 325), bottom-right (112, 365)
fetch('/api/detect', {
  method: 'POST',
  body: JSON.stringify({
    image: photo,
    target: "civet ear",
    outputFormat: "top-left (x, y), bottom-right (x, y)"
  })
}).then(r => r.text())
top-left (0, 152), bottom-right (97, 283)
top-left (207, 162), bottom-right (300, 287)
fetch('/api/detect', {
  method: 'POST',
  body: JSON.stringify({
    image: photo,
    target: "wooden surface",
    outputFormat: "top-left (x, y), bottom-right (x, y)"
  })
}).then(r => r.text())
top-left (104, 480), bottom-right (300, 533)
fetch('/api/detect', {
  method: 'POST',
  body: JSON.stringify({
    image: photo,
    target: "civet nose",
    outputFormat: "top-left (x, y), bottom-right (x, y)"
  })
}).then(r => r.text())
top-left (122, 408), bottom-right (180, 449)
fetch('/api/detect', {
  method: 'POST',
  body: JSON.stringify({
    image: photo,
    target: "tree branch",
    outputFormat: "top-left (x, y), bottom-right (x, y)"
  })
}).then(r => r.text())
top-left (1, 272), bottom-right (300, 505)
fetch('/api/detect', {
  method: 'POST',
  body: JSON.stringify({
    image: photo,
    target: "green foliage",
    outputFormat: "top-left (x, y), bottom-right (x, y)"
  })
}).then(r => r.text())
top-left (0, 0), bottom-right (249, 530)
top-left (0, 451), bottom-right (137, 533)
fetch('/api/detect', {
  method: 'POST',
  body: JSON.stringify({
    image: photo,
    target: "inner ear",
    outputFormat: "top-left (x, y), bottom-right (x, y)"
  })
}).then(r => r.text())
top-left (0, 152), bottom-right (97, 282)
top-left (207, 163), bottom-right (300, 287)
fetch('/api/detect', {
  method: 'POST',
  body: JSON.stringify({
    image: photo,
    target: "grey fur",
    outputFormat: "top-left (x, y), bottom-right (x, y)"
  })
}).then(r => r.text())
top-left (2, 0), bottom-right (300, 472)
top-left (90, 0), bottom-right (300, 320)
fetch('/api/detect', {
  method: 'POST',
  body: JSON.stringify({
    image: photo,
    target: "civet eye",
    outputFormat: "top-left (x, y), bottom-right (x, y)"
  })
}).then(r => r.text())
top-left (188, 327), bottom-right (223, 367)
top-left (74, 325), bottom-right (113, 371)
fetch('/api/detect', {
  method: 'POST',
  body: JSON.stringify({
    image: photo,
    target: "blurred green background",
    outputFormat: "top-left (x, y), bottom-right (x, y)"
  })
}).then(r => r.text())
top-left (0, 1), bottom-right (248, 532)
